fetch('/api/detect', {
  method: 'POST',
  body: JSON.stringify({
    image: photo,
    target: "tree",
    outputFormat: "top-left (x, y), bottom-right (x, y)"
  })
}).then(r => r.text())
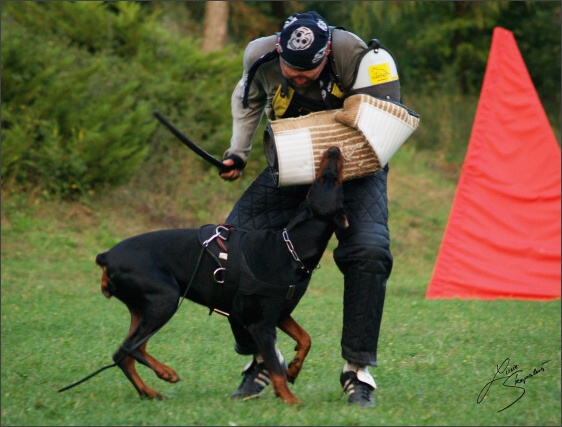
top-left (201, 1), bottom-right (229, 52)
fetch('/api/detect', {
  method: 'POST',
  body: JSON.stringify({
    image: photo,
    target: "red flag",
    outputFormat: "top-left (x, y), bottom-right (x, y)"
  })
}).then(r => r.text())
top-left (426, 27), bottom-right (560, 300)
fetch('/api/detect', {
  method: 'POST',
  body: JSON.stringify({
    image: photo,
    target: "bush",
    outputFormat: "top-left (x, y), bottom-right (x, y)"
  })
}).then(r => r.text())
top-left (1, 2), bottom-right (243, 199)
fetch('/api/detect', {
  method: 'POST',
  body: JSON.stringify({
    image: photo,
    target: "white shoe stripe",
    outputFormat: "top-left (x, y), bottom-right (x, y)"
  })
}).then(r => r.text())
top-left (343, 379), bottom-right (355, 394)
top-left (255, 372), bottom-right (270, 387)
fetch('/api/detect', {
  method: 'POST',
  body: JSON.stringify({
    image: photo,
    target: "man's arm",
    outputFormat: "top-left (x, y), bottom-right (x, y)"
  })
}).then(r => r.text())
top-left (221, 37), bottom-right (277, 181)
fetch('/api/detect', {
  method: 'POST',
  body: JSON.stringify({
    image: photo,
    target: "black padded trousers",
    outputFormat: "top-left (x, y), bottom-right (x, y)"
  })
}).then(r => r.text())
top-left (225, 165), bottom-right (393, 366)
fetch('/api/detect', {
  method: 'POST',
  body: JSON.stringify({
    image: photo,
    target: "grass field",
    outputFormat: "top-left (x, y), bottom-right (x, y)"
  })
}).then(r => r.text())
top-left (2, 148), bottom-right (560, 426)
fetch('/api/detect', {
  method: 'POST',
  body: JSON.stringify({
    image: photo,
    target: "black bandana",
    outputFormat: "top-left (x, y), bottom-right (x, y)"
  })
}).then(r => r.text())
top-left (278, 11), bottom-right (330, 71)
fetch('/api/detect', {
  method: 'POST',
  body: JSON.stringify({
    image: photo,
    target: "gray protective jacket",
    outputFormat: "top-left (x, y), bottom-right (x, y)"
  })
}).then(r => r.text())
top-left (224, 29), bottom-right (368, 165)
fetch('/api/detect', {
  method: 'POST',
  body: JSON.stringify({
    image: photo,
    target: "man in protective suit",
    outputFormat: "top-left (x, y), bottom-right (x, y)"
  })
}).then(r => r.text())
top-left (220, 11), bottom-right (394, 408)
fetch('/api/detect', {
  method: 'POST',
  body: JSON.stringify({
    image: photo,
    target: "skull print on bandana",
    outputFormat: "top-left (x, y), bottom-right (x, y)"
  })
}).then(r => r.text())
top-left (287, 26), bottom-right (315, 51)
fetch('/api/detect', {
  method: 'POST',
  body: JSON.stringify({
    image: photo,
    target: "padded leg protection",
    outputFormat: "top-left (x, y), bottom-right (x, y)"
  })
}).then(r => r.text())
top-left (340, 265), bottom-right (388, 366)
top-left (335, 240), bottom-right (392, 366)
top-left (332, 169), bottom-right (393, 367)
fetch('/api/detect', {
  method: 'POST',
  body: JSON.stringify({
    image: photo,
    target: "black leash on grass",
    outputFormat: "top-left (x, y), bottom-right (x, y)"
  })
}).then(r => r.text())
top-left (58, 243), bottom-right (210, 393)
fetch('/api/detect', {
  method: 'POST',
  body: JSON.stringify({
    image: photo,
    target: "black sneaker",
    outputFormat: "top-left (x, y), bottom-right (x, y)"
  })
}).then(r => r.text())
top-left (340, 370), bottom-right (376, 407)
top-left (231, 354), bottom-right (288, 400)
top-left (230, 359), bottom-right (271, 400)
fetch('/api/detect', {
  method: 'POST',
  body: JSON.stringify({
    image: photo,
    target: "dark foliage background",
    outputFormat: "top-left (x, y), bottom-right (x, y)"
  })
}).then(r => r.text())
top-left (2, 1), bottom-right (559, 199)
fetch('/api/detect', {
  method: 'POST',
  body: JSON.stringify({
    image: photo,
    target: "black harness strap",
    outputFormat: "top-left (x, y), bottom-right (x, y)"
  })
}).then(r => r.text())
top-left (242, 49), bottom-right (279, 108)
top-left (198, 224), bottom-right (244, 316)
top-left (199, 224), bottom-right (235, 285)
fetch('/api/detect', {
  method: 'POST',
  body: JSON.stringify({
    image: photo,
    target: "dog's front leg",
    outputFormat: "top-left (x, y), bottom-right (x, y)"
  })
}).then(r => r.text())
top-left (278, 316), bottom-right (311, 384)
top-left (247, 322), bottom-right (301, 405)
top-left (269, 371), bottom-right (301, 405)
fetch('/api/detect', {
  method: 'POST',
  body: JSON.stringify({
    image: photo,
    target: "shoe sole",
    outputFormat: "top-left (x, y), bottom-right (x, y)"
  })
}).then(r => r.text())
top-left (242, 392), bottom-right (263, 401)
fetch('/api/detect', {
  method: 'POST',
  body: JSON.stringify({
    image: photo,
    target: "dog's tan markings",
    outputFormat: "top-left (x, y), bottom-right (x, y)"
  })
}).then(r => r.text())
top-left (123, 354), bottom-right (164, 399)
top-left (98, 265), bottom-right (112, 298)
top-left (138, 341), bottom-right (180, 383)
top-left (278, 316), bottom-right (311, 383)
top-left (269, 372), bottom-right (301, 404)
top-left (314, 146), bottom-right (344, 185)
top-left (315, 150), bottom-right (330, 180)
top-left (119, 312), bottom-right (170, 398)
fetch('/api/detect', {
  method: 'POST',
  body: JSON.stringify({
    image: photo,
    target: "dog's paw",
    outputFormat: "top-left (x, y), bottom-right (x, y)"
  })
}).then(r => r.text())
top-left (286, 361), bottom-right (301, 383)
top-left (160, 372), bottom-right (180, 383)
top-left (155, 367), bottom-right (180, 383)
top-left (139, 387), bottom-right (166, 400)
top-left (283, 396), bottom-right (302, 405)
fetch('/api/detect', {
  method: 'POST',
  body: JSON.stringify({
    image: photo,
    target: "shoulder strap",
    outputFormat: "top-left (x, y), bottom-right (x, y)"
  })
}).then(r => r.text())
top-left (242, 49), bottom-right (279, 108)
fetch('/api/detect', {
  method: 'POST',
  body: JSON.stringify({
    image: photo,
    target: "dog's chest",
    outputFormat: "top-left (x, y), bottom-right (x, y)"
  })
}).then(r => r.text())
top-left (198, 225), bottom-right (305, 300)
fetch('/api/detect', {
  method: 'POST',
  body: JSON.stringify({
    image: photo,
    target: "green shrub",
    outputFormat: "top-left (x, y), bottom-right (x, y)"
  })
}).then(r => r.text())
top-left (2, 4), bottom-right (153, 198)
top-left (1, 2), bottom-right (242, 199)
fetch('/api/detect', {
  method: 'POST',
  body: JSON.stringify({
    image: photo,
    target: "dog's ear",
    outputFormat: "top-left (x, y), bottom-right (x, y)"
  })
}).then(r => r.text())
top-left (334, 209), bottom-right (349, 230)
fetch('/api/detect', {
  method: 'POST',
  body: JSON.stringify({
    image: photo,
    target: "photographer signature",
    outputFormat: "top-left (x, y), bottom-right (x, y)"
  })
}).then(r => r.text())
top-left (477, 358), bottom-right (551, 412)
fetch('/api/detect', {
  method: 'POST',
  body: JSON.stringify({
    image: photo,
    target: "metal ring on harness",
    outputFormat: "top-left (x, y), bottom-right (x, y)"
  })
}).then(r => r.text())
top-left (213, 267), bottom-right (226, 284)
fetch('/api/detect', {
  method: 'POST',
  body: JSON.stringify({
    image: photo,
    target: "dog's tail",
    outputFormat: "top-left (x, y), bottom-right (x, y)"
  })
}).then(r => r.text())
top-left (95, 253), bottom-right (112, 298)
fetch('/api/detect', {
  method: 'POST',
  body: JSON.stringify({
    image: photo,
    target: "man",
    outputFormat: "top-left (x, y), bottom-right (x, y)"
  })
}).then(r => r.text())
top-left (220, 11), bottom-right (393, 408)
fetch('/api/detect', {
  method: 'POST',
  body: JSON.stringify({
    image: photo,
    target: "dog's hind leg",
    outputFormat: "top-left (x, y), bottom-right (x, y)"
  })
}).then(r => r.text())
top-left (112, 310), bottom-right (164, 399)
top-left (113, 291), bottom-right (179, 399)
top-left (137, 340), bottom-right (179, 384)
top-left (278, 316), bottom-right (311, 384)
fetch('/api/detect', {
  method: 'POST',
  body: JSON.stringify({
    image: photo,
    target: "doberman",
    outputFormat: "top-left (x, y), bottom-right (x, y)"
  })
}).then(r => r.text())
top-left (94, 146), bottom-right (348, 404)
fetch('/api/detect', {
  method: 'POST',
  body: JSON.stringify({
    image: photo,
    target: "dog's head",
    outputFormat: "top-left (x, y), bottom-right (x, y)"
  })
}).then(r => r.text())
top-left (304, 146), bottom-right (349, 230)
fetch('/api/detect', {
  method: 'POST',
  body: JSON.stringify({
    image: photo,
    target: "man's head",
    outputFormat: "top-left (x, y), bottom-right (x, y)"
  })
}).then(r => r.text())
top-left (277, 11), bottom-right (331, 78)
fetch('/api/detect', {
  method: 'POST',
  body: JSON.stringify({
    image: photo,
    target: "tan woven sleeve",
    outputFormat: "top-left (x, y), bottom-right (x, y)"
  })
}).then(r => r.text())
top-left (333, 94), bottom-right (363, 128)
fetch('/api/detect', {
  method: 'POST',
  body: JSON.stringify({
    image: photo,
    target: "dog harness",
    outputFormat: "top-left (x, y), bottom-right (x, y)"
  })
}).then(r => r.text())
top-left (197, 224), bottom-right (310, 309)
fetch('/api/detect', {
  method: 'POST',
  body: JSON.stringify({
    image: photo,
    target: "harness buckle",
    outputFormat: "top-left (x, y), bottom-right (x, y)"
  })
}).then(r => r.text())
top-left (203, 225), bottom-right (231, 247)
top-left (216, 224), bottom-right (231, 240)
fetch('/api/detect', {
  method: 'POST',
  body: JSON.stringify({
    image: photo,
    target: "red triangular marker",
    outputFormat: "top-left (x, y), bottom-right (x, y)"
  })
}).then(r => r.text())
top-left (426, 27), bottom-right (560, 300)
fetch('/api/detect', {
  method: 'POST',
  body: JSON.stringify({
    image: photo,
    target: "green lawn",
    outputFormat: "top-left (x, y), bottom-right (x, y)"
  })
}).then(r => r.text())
top-left (2, 148), bottom-right (560, 425)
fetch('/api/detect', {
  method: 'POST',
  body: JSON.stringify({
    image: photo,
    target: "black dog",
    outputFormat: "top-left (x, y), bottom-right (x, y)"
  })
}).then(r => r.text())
top-left (95, 146), bottom-right (348, 404)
